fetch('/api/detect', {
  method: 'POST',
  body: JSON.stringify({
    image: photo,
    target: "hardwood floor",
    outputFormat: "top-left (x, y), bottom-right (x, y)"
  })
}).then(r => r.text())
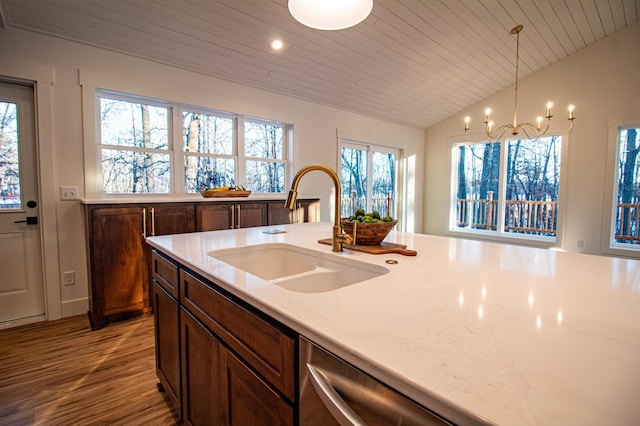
top-left (0, 314), bottom-right (179, 425)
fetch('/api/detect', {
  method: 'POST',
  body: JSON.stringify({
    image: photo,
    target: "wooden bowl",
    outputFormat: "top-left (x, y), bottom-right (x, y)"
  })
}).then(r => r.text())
top-left (200, 189), bottom-right (251, 198)
top-left (340, 219), bottom-right (397, 246)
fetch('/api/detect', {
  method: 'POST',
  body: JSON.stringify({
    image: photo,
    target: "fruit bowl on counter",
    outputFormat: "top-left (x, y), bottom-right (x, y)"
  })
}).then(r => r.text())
top-left (200, 185), bottom-right (251, 198)
top-left (341, 210), bottom-right (397, 246)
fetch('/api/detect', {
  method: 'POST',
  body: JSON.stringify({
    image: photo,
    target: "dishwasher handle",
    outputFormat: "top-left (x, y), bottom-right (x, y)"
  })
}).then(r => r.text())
top-left (306, 363), bottom-right (366, 426)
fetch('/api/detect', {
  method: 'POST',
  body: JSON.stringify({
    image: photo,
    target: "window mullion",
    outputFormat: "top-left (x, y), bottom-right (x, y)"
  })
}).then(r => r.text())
top-left (173, 106), bottom-right (184, 195)
top-left (497, 141), bottom-right (508, 234)
top-left (367, 147), bottom-right (374, 212)
top-left (236, 116), bottom-right (245, 187)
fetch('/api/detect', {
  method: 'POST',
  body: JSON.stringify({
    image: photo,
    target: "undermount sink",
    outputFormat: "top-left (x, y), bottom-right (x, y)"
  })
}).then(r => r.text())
top-left (208, 243), bottom-right (388, 293)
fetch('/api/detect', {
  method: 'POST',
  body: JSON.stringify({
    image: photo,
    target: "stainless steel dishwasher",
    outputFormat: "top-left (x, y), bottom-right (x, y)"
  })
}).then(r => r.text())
top-left (299, 337), bottom-right (451, 425)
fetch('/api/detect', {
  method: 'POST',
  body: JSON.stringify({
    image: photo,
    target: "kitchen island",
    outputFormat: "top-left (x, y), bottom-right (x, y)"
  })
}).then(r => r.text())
top-left (146, 222), bottom-right (640, 425)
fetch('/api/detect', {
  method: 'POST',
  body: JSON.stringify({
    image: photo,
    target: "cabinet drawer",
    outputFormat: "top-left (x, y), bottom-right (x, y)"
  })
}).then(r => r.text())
top-left (152, 251), bottom-right (179, 299)
top-left (179, 269), bottom-right (295, 401)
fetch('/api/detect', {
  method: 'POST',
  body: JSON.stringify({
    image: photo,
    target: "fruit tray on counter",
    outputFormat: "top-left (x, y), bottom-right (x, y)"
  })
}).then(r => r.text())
top-left (200, 189), bottom-right (252, 198)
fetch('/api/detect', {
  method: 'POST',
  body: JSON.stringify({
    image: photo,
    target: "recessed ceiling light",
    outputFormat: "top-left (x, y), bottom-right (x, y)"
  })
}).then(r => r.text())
top-left (270, 39), bottom-right (284, 51)
top-left (288, 0), bottom-right (373, 30)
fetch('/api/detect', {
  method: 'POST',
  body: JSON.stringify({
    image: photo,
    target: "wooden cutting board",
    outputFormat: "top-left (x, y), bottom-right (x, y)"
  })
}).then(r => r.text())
top-left (318, 239), bottom-right (417, 256)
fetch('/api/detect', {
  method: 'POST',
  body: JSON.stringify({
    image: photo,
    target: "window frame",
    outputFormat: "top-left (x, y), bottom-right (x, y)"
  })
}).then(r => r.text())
top-left (339, 139), bottom-right (400, 222)
top-left (85, 86), bottom-right (291, 198)
top-left (243, 116), bottom-right (289, 194)
top-left (96, 92), bottom-right (174, 196)
top-left (448, 135), bottom-right (569, 248)
top-left (603, 122), bottom-right (640, 257)
top-left (180, 107), bottom-right (237, 194)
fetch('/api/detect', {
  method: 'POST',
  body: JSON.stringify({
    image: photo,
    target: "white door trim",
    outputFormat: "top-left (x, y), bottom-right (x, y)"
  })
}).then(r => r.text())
top-left (0, 59), bottom-right (61, 320)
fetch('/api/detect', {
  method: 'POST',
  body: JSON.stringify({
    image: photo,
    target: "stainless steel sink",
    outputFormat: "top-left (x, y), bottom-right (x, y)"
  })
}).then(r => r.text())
top-left (208, 243), bottom-right (388, 293)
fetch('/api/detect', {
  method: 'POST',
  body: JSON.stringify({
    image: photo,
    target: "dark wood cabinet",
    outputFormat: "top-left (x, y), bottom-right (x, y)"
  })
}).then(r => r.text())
top-left (220, 346), bottom-right (294, 426)
top-left (150, 261), bottom-right (297, 425)
top-left (85, 203), bottom-right (195, 330)
top-left (267, 199), bottom-right (320, 225)
top-left (180, 308), bottom-right (222, 425)
top-left (86, 206), bottom-right (148, 330)
top-left (85, 199), bottom-right (316, 330)
top-left (196, 202), bottom-right (266, 231)
top-left (147, 204), bottom-right (196, 237)
top-left (151, 252), bottom-right (181, 417)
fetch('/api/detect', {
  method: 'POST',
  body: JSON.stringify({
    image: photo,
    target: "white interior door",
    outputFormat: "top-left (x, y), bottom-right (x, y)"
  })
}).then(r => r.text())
top-left (0, 80), bottom-right (44, 326)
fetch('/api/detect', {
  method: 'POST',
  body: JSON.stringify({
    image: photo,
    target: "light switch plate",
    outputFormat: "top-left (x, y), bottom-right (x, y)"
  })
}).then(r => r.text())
top-left (60, 186), bottom-right (78, 200)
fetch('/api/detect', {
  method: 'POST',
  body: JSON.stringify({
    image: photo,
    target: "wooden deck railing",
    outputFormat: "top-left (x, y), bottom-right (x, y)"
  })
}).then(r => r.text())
top-left (456, 197), bottom-right (640, 243)
top-left (340, 192), bottom-right (639, 244)
top-left (456, 194), bottom-right (558, 236)
top-left (341, 192), bottom-right (393, 218)
top-left (615, 203), bottom-right (640, 243)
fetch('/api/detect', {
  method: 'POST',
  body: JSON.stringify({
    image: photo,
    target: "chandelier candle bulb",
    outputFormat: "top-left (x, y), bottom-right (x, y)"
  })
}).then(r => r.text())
top-left (568, 104), bottom-right (575, 120)
top-left (464, 116), bottom-right (470, 131)
top-left (546, 101), bottom-right (553, 118)
top-left (537, 116), bottom-right (543, 130)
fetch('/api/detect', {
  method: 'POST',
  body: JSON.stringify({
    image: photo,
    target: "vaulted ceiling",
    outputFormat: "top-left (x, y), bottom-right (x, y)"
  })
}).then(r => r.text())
top-left (1, 0), bottom-right (638, 128)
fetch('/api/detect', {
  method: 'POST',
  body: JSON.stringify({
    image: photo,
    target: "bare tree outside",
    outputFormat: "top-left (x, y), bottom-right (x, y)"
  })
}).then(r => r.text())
top-left (183, 111), bottom-right (235, 191)
top-left (341, 146), bottom-right (367, 214)
top-left (99, 97), bottom-right (170, 194)
top-left (455, 136), bottom-right (561, 236)
top-left (244, 121), bottom-right (284, 193)
top-left (0, 101), bottom-right (20, 208)
top-left (615, 128), bottom-right (640, 245)
top-left (340, 145), bottom-right (397, 218)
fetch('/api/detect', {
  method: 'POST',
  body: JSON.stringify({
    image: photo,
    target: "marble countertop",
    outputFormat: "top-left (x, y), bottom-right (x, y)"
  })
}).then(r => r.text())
top-left (145, 222), bottom-right (640, 425)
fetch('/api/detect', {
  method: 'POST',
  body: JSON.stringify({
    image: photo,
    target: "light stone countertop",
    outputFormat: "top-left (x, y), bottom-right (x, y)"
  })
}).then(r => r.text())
top-left (145, 222), bottom-right (640, 426)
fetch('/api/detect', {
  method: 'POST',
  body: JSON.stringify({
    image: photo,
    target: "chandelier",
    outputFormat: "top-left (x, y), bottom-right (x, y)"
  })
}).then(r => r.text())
top-left (464, 25), bottom-right (575, 142)
top-left (288, 0), bottom-right (373, 30)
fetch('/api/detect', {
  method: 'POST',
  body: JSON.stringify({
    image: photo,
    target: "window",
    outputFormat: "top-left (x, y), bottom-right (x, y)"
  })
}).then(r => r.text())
top-left (0, 101), bottom-right (20, 209)
top-left (452, 136), bottom-right (562, 242)
top-left (244, 119), bottom-right (286, 193)
top-left (97, 91), bottom-right (290, 195)
top-left (340, 141), bottom-right (398, 219)
top-left (99, 96), bottom-right (171, 194)
top-left (183, 110), bottom-right (235, 192)
top-left (610, 126), bottom-right (639, 249)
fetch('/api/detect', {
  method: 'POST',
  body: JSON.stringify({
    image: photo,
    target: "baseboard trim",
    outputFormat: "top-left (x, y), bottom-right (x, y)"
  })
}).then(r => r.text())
top-left (61, 298), bottom-right (89, 318)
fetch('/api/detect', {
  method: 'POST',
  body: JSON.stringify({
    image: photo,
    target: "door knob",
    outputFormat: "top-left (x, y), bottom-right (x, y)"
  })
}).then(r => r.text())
top-left (14, 216), bottom-right (38, 225)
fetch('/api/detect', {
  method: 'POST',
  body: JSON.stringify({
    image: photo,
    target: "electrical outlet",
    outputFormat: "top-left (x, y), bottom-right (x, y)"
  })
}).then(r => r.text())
top-left (577, 240), bottom-right (585, 248)
top-left (60, 186), bottom-right (78, 200)
top-left (63, 271), bottom-right (75, 286)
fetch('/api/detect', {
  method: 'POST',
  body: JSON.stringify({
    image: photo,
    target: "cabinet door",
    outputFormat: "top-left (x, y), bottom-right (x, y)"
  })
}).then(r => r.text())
top-left (267, 201), bottom-right (292, 225)
top-left (153, 282), bottom-right (181, 416)
top-left (196, 203), bottom-right (233, 231)
top-left (87, 206), bottom-right (149, 329)
top-left (267, 199), bottom-right (319, 225)
top-left (197, 202), bottom-right (266, 231)
top-left (235, 202), bottom-right (266, 228)
top-left (181, 309), bottom-right (223, 425)
top-left (220, 347), bottom-right (293, 426)
top-left (148, 204), bottom-right (196, 236)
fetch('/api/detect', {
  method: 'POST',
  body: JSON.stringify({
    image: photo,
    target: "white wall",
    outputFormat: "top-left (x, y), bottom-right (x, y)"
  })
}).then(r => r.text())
top-left (0, 28), bottom-right (425, 319)
top-left (424, 20), bottom-right (640, 258)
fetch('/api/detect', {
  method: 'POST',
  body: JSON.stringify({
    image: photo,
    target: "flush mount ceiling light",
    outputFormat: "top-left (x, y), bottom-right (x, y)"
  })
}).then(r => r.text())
top-left (464, 25), bottom-right (575, 143)
top-left (288, 0), bottom-right (373, 30)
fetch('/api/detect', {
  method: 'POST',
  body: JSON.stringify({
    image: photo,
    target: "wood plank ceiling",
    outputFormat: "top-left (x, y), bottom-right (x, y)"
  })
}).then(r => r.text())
top-left (1, 0), bottom-right (638, 129)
